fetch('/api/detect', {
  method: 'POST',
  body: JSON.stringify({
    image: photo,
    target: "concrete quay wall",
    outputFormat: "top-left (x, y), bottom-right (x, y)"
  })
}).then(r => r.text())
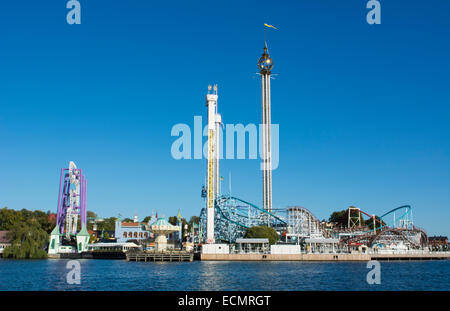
top-left (200, 253), bottom-right (370, 261)
top-left (201, 252), bottom-right (450, 261)
top-left (371, 252), bottom-right (450, 260)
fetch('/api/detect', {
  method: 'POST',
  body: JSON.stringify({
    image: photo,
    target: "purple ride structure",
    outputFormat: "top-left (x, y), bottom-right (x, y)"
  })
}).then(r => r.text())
top-left (48, 161), bottom-right (90, 255)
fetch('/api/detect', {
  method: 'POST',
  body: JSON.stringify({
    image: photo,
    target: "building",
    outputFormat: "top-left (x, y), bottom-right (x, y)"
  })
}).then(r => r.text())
top-left (115, 216), bottom-right (152, 243)
top-left (48, 213), bottom-right (56, 223)
top-left (148, 218), bottom-right (181, 251)
top-left (0, 231), bottom-right (11, 256)
top-left (428, 236), bottom-right (448, 251)
top-left (233, 238), bottom-right (270, 254)
top-left (48, 226), bottom-right (90, 255)
top-left (87, 242), bottom-right (140, 253)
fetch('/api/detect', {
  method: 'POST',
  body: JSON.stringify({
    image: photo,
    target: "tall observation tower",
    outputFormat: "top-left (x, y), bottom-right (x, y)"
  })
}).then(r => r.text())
top-left (258, 42), bottom-right (273, 213)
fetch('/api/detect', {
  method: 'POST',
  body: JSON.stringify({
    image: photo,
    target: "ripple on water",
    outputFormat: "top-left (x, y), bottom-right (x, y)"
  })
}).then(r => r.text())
top-left (0, 259), bottom-right (449, 291)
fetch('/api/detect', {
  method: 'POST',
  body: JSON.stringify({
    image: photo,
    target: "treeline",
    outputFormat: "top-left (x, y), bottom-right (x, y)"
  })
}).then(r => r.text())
top-left (0, 207), bottom-right (55, 259)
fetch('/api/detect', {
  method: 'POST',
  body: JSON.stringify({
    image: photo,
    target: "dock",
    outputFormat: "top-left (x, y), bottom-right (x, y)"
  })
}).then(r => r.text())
top-left (200, 252), bottom-right (450, 261)
top-left (126, 251), bottom-right (194, 262)
top-left (371, 252), bottom-right (450, 261)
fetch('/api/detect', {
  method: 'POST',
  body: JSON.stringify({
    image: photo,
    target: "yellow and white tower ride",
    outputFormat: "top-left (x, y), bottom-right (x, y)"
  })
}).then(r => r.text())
top-left (206, 84), bottom-right (221, 243)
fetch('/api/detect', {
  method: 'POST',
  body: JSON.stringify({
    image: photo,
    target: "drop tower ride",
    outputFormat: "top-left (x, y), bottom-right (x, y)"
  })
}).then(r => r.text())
top-left (206, 85), bottom-right (221, 243)
top-left (258, 42), bottom-right (273, 213)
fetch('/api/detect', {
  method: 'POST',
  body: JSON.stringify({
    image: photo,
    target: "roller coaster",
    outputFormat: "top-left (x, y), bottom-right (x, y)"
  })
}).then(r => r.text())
top-left (199, 196), bottom-right (428, 249)
top-left (199, 195), bottom-right (287, 243)
top-left (339, 205), bottom-right (428, 249)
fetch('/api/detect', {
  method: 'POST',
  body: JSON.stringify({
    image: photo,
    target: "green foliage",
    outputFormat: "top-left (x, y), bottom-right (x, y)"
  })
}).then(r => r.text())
top-left (2, 219), bottom-right (48, 259)
top-left (328, 210), bottom-right (348, 227)
top-left (0, 207), bottom-right (55, 234)
top-left (168, 216), bottom-right (191, 240)
top-left (96, 217), bottom-right (117, 232)
top-left (103, 231), bottom-right (110, 239)
top-left (168, 216), bottom-right (178, 226)
top-left (244, 226), bottom-right (279, 245)
top-left (142, 216), bottom-right (152, 223)
top-left (188, 216), bottom-right (200, 228)
top-left (0, 207), bottom-right (24, 231)
top-left (328, 207), bottom-right (366, 228)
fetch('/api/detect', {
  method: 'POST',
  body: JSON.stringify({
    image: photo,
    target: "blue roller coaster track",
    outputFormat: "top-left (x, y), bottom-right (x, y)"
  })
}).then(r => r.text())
top-left (199, 195), bottom-right (287, 243)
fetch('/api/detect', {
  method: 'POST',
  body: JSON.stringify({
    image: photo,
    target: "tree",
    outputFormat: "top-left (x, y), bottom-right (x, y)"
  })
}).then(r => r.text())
top-left (3, 220), bottom-right (48, 259)
top-left (181, 218), bottom-right (188, 238)
top-left (328, 210), bottom-right (348, 228)
top-left (0, 207), bottom-right (24, 231)
top-left (143, 216), bottom-right (152, 223)
top-left (328, 207), bottom-right (365, 228)
top-left (168, 216), bottom-right (189, 239)
top-left (244, 226), bottom-right (279, 245)
top-left (96, 217), bottom-right (117, 232)
top-left (168, 216), bottom-right (178, 226)
top-left (188, 216), bottom-right (200, 228)
top-left (31, 210), bottom-right (55, 233)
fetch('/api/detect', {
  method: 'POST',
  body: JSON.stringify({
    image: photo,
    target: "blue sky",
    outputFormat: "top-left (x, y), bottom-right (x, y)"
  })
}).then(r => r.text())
top-left (0, 1), bottom-right (449, 236)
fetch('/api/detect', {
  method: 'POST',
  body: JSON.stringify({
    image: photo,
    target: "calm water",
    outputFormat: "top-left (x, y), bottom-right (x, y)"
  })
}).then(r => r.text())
top-left (0, 259), bottom-right (449, 291)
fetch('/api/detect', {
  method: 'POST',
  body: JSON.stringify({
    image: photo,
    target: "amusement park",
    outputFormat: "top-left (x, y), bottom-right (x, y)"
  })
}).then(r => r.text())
top-left (34, 38), bottom-right (447, 262)
top-left (1, 0), bottom-right (450, 296)
top-left (192, 39), bottom-right (438, 260)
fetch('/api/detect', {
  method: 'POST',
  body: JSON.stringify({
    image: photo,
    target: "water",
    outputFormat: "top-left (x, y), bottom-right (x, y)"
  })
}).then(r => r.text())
top-left (0, 259), bottom-right (449, 291)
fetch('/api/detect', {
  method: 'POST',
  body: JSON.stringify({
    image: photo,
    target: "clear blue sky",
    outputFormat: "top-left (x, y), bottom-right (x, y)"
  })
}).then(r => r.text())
top-left (0, 1), bottom-right (449, 236)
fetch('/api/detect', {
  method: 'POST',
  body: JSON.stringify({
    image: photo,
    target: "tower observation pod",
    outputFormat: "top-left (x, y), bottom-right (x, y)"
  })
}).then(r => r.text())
top-left (258, 42), bottom-right (273, 213)
top-left (206, 84), bottom-right (221, 243)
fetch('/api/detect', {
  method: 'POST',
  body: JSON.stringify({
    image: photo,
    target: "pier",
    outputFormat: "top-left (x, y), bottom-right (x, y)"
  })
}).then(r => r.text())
top-left (200, 252), bottom-right (450, 261)
top-left (126, 251), bottom-right (194, 262)
top-left (371, 252), bottom-right (450, 261)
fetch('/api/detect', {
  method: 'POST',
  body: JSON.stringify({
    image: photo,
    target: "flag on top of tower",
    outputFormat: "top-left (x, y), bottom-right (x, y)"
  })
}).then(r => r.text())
top-left (264, 23), bottom-right (278, 30)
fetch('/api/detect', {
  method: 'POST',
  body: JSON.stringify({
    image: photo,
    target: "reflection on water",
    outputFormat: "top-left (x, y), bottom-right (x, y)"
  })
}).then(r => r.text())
top-left (0, 259), bottom-right (449, 291)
